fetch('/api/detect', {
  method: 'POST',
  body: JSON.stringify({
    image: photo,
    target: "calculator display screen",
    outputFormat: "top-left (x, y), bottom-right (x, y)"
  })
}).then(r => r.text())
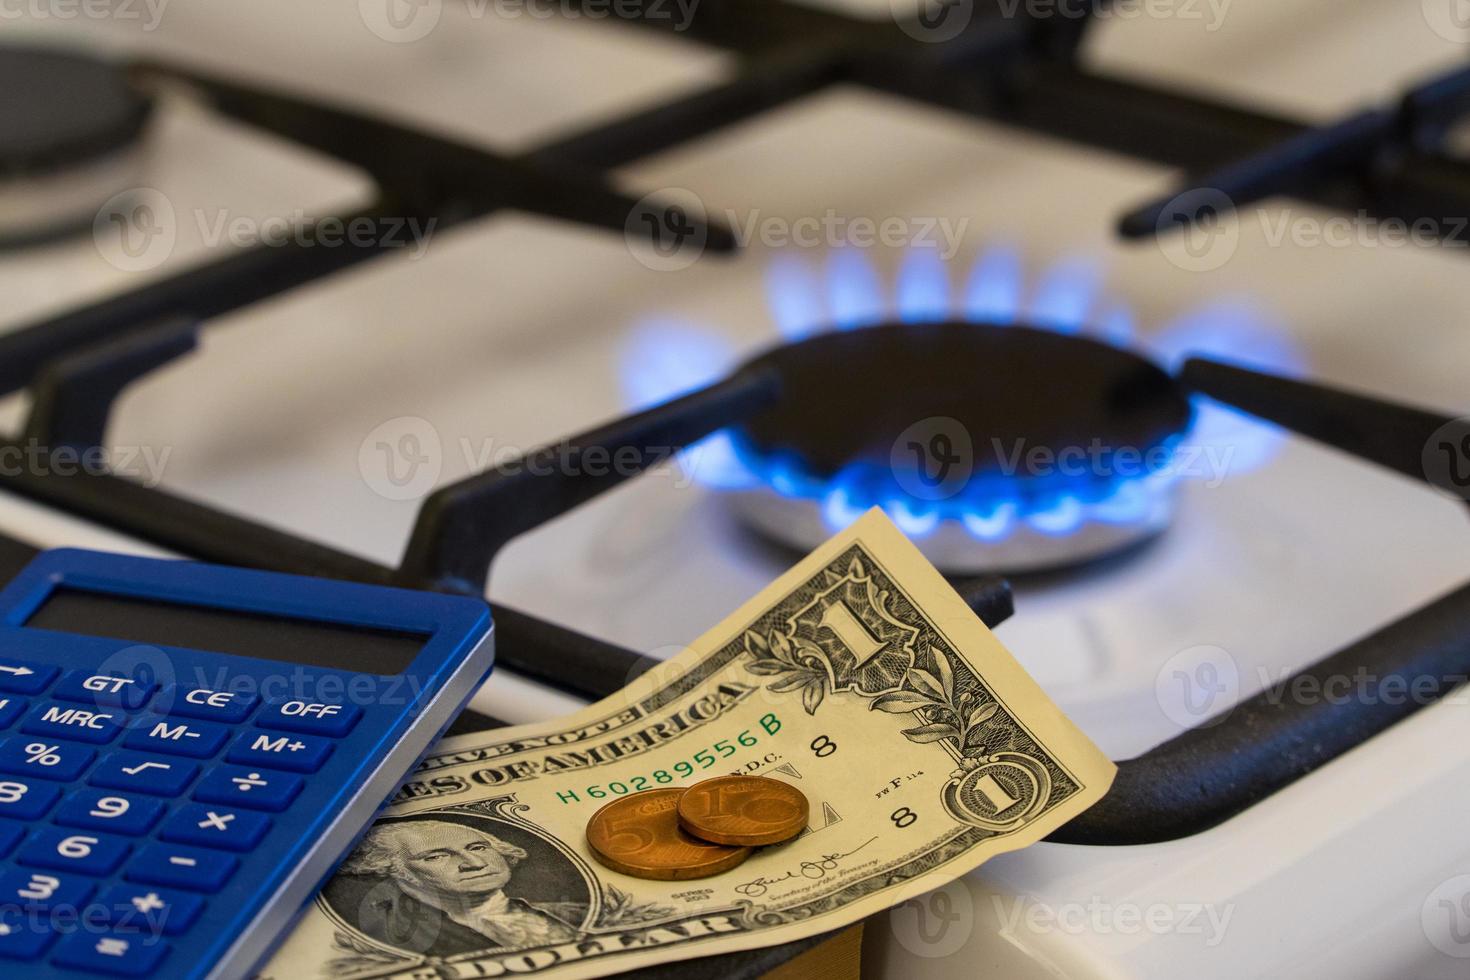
top-left (25, 587), bottom-right (428, 673)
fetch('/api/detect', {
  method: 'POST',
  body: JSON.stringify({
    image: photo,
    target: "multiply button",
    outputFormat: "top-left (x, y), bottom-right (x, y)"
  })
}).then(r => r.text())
top-left (122, 718), bottom-right (228, 759)
top-left (160, 804), bottom-right (270, 852)
top-left (225, 731), bottom-right (333, 773)
top-left (20, 703), bottom-right (126, 745)
top-left (53, 671), bottom-right (157, 711)
top-left (0, 661), bottom-right (56, 696)
top-left (257, 699), bottom-right (362, 737)
top-left (157, 686), bottom-right (259, 725)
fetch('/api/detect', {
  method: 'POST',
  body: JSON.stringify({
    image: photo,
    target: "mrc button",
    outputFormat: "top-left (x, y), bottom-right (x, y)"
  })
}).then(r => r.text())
top-left (256, 700), bottom-right (362, 738)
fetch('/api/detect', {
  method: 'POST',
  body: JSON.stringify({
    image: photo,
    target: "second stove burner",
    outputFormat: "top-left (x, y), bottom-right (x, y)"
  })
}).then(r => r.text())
top-left (726, 321), bottom-right (1194, 573)
top-left (0, 45), bottom-right (154, 244)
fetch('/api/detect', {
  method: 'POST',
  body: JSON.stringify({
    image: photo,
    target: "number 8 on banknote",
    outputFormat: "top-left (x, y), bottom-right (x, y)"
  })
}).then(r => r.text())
top-left (264, 509), bottom-right (1115, 980)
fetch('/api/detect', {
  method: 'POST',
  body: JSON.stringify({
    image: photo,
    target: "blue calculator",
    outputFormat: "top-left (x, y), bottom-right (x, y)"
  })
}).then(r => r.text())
top-left (0, 548), bottom-right (494, 979)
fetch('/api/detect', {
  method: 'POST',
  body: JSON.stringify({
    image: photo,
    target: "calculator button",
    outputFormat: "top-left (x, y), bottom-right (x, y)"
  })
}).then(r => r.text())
top-left (89, 753), bottom-right (198, 797)
top-left (257, 699), bottom-right (363, 737)
top-left (51, 929), bottom-right (169, 976)
top-left (0, 869), bottom-right (94, 910)
top-left (96, 883), bottom-right (203, 936)
top-left (159, 804), bottom-right (271, 852)
top-left (125, 844), bottom-right (236, 893)
top-left (0, 737), bottom-right (94, 781)
top-left (0, 820), bottom-right (25, 858)
top-left (0, 777), bottom-right (60, 820)
top-left (226, 730), bottom-right (334, 773)
top-left (0, 910), bottom-right (54, 959)
top-left (55, 790), bottom-right (164, 836)
top-left (0, 697), bottom-right (26, 729)
top-left (193, 766), bottom-right (302, 812)
top-left (18, 828), bottom-right (129, 875)
top-left (157, 685), bottom-right (259, 724)
top-left (122, 717), bottom-right (229, 758)
top-left (53, 671), bottom-right (158, 711)
top-left (0, 660), bottom-right (57, 696)
top-left (20, 702), bottom-right (126, 744)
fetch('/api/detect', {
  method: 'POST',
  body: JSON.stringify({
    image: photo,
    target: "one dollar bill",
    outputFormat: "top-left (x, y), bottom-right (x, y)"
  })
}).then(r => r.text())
top-left (262, 509), bottom-right (1115, 979)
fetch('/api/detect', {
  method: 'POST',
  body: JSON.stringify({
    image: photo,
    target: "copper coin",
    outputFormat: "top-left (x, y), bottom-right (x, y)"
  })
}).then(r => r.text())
top-left (677, 775), bottom-right (810, 847)
top-left (586, 788), bottom-right (752, 881)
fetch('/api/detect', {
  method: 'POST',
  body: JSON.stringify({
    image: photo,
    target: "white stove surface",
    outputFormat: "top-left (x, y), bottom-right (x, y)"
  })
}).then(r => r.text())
top-left (4, 2), bottom-right (1470, 977)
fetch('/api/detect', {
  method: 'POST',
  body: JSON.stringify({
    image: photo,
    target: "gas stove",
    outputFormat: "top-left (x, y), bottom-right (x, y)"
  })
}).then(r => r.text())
top-left (4, 2), bottom-right (1470, 978)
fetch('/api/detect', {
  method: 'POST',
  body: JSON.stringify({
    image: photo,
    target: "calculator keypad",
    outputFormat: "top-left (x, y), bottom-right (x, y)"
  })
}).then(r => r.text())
top-left (0, 661), bottom-right (58, 695)
top-left (0, 670), bottom-right (362, 975)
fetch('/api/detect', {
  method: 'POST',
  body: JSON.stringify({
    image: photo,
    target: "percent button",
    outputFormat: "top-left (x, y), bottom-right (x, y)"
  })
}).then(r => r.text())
top-left (0, 738), bottom-right (95, 781)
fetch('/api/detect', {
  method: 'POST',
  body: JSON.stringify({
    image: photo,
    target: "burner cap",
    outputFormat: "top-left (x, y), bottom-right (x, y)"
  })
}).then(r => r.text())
top-left (725, 322), bottom-right (1193, 573)
top-left (0, 45), bottom-right (153, 242)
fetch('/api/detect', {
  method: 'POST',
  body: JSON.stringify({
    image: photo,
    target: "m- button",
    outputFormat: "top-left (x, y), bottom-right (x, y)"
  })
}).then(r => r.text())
top-left (122, 718), bottom-right (229, 759)
top-left (257, 699), bottom-right (362, 737)
top-left (224, 731), bottom-right (332, 773)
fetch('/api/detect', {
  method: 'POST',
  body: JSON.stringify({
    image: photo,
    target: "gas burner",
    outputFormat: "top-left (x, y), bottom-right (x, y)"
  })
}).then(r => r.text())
top-left (725, 321), bottom-right (1192, 573)
top-left (622, 247), bottom-right (1302, 575)
top-left (0, 45), bottom-right (153, 244)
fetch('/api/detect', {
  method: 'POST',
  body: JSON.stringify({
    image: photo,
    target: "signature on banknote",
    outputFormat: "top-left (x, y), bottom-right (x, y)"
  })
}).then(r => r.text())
top-left (733, 837), bottom-right (879, 898)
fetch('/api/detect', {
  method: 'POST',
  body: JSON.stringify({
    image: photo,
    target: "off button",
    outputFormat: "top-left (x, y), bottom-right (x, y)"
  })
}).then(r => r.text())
top-left (255, 699), bottom-right (361, 738)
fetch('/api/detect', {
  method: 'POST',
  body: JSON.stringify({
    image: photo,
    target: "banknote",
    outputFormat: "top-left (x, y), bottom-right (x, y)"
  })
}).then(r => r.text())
top-left (261, 509), bottom-right (1115, 980)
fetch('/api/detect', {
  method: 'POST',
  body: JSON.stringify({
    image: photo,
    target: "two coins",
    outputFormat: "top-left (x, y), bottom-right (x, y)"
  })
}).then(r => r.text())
top-left (586, 776), bottom-right (809, 881)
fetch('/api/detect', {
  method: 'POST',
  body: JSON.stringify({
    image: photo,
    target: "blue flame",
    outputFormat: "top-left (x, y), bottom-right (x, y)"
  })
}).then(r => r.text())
top-left (618, 319), bottom-right (758, 489)
top-left (620, 247), bottom-right (1304, 541)
top-left (1152, 299), bottom-right (1305, 476)
top-left (826, 248), bottom-right (886, 330)
top-left (963, 245), bottom-right (1023, 323)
